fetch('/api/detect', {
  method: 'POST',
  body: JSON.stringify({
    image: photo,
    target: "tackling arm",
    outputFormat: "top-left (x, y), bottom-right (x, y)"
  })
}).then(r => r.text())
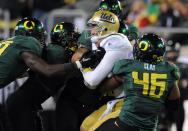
top-left (98, 75), bottom-right (123, 93)
top-left (21, 52), bottom-right (78, 77)
top-left (81, 50), bottom-right (126, 89)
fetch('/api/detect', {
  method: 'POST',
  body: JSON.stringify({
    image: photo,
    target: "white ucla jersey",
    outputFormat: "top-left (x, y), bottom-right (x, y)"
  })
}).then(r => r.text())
top-left (83, 33), bottom-right (133, 89)
top-left (100, 33), bottom-right (132, 52)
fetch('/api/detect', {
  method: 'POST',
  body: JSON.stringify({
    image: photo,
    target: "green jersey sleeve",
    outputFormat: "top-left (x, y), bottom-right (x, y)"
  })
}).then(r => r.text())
top-left (113, 59), bottom-right (133, 76)
top-left (78, 31), bottom-right (92, 50)
top-left (127, 24), bottom-right (138, 41)
top-left (13, 36), bottom-right (42, 57)
top-left (170, 63), bottom-right (181, 80)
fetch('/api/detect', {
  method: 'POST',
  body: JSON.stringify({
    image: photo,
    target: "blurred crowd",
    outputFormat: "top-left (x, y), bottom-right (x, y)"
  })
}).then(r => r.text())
top-left (122, 0), bottom-right (188, 44)
top-left (0, 0), bottom-right (188, 31)
top-left (1, 0), bottom-right (187, 26)
top-left (123, 0), bottom-right (188, 28)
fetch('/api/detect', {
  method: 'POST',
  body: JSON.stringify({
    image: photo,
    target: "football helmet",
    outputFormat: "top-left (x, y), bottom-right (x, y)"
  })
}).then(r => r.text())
top-left (119, 22), bottom-right (138, 41)
top-left (51, 22), bottom-right (80, 57)
top-left (99, 0), bottom-right (122, 17)
top-left (165, 40), bottom-right (181, 61)
top-left (133, 33), bottom-right (166, 64)
top-left (88, 10), bottom-right (119, 38)
top-left (15, 17), bottom-right (46, 46)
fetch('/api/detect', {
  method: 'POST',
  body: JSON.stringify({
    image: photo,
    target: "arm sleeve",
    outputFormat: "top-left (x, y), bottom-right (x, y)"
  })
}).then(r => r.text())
top-left (16, 37), bottom-right (42, 57)
top-left (171, 63), bottom-right (181, 80)
top-left (82, 50), bottom-right (126, 89)
top-left (81, 35), bottom-right (133, 89)
top-left (113, 60), bottom-right (128, 75)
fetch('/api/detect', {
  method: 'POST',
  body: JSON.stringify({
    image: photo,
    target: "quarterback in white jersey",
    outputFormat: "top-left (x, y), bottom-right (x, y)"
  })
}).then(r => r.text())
top-left (76, 10), bottom-right (133, 89)
top-left (78, 10), bottom-right (133, 131)
top-left (83, 33), bottom-right (133, 89)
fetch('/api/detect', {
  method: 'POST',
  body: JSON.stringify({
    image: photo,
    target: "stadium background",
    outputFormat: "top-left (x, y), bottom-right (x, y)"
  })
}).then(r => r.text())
top-left (0, 0), bottom-right (187, 131)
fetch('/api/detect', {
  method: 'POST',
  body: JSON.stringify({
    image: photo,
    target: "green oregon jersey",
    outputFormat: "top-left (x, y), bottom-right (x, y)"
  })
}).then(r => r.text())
top-left (0, 35), bottom-right (42, 87)
top-left (78, 30), bottom-right (92, 50)
top-left (46, 43), bottom-right (68, 64)
top-left (37, 43), bottom-right (69, 93)
top-left (113, 59), bottom-right (180, 130)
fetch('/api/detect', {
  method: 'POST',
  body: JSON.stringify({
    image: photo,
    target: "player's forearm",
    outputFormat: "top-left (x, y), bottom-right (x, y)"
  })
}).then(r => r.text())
top-left (22, 52), bottom-right (78, 77)
top-left (44, 63), bottom-right (78, 77)
top-left (82, 51), bottom-right (126, 88)
top-left (98, 76), bottom-right (123, 93)
top-left (27, 60), bottom-right (78, 77)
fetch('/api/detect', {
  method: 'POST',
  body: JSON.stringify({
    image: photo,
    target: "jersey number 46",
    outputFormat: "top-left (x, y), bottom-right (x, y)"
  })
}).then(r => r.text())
top-left (132, 71), bottom-right (167, 99)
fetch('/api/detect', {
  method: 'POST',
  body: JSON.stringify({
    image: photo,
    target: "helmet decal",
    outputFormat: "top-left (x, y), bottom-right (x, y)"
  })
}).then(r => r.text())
top-left (88, 10), bottom-right (119, 37)
top-left (134, 33), bottom-right (166, 64)
top-left (53, 24), bottom-right (63, 32)
top-left (139, 41), bottom-right (149, 51)
top-left (23, 21), bottom-right (35, 30)
top-left (100, 3), bottom-right (108, 9)
top-left (15, 18), bottom-right (46, 47)
top-left (100, 12), bottom-right (116, 24)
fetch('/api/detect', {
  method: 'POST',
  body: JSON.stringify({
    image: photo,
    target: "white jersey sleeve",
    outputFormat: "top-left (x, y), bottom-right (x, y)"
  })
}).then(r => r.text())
top-left (82, 34), bottom-right (133, 89)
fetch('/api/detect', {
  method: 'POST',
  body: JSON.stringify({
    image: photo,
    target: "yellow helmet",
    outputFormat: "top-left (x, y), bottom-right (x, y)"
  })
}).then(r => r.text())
top-left (88, 10), bottom-right (119, 37)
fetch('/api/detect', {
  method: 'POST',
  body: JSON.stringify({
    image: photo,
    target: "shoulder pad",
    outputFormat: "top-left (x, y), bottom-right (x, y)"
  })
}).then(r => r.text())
top-left (100, 34), bottom-right (132, 51)
top-left (113, 59), bottom-right (134, 75)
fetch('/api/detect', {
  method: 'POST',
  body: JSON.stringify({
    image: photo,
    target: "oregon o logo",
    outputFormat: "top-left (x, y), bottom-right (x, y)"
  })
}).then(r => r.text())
top-left (24, 21), bottom-right (35, 30)
top-left (139, 41), bottom-right (149, 51)
top-left (54, 24), bottom-right (63, 32)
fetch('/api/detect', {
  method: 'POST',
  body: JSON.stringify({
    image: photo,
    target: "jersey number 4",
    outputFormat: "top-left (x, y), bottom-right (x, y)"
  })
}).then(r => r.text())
top-left (0, 40), bottom-right (13, 55)
top-left (132, 71), bottom-right (167, 99)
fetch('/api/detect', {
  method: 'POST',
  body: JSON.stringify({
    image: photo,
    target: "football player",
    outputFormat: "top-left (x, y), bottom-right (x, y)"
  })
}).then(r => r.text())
top-left (76, 9), bottom-right (133, 131)
top-left (95, 34), bottom-right (180, 131)
top-left (99, 0), bottom-right (138, 41)
top-left (79, 1), bottom-right (137, 130)
top-left (0, 18), bottom-right (80, 89)
top-left (5, 22), bottom-right (80, 131)
top-left (55, 9), bottom-right (133, 131)
top-left (78, 0), bottom-right (138, 51)
top-left (0, 17), bottom-right (45, 88)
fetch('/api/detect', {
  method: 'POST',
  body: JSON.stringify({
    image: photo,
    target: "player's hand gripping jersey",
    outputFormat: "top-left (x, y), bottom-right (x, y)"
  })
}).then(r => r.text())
top-left (74, 10), bottom-right (133, 89)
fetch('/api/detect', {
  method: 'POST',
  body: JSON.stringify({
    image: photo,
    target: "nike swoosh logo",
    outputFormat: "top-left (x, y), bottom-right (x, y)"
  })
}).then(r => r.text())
top-left (114, 121), bottom-right (119, 128)
top-left (82, 58), bottom-right (90, 61)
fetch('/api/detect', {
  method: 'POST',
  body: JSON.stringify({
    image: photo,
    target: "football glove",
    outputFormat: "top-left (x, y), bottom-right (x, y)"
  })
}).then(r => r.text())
top-left (75, 47), bottom-right (106, 69)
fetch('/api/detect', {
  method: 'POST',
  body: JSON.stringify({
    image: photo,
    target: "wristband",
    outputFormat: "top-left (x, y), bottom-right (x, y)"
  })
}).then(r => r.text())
top-left (75, 61), bottom-right (83, 70)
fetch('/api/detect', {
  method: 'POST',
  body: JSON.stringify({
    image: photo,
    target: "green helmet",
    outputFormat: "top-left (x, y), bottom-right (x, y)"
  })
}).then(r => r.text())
top-left (165, 40), bottom-right (181, 61)
top-left (133, 33), bottom-right (166, 64)
top-left (50, 22), bottom-right (80, 46)
top-left (118, 22), bottom-right (139, 41)
top-left (51, 22), bottom-right (80, 57)
top-left (15, 17), bottom-right (46, 46)
top-left (99, 0), bottom-right (122, 17)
